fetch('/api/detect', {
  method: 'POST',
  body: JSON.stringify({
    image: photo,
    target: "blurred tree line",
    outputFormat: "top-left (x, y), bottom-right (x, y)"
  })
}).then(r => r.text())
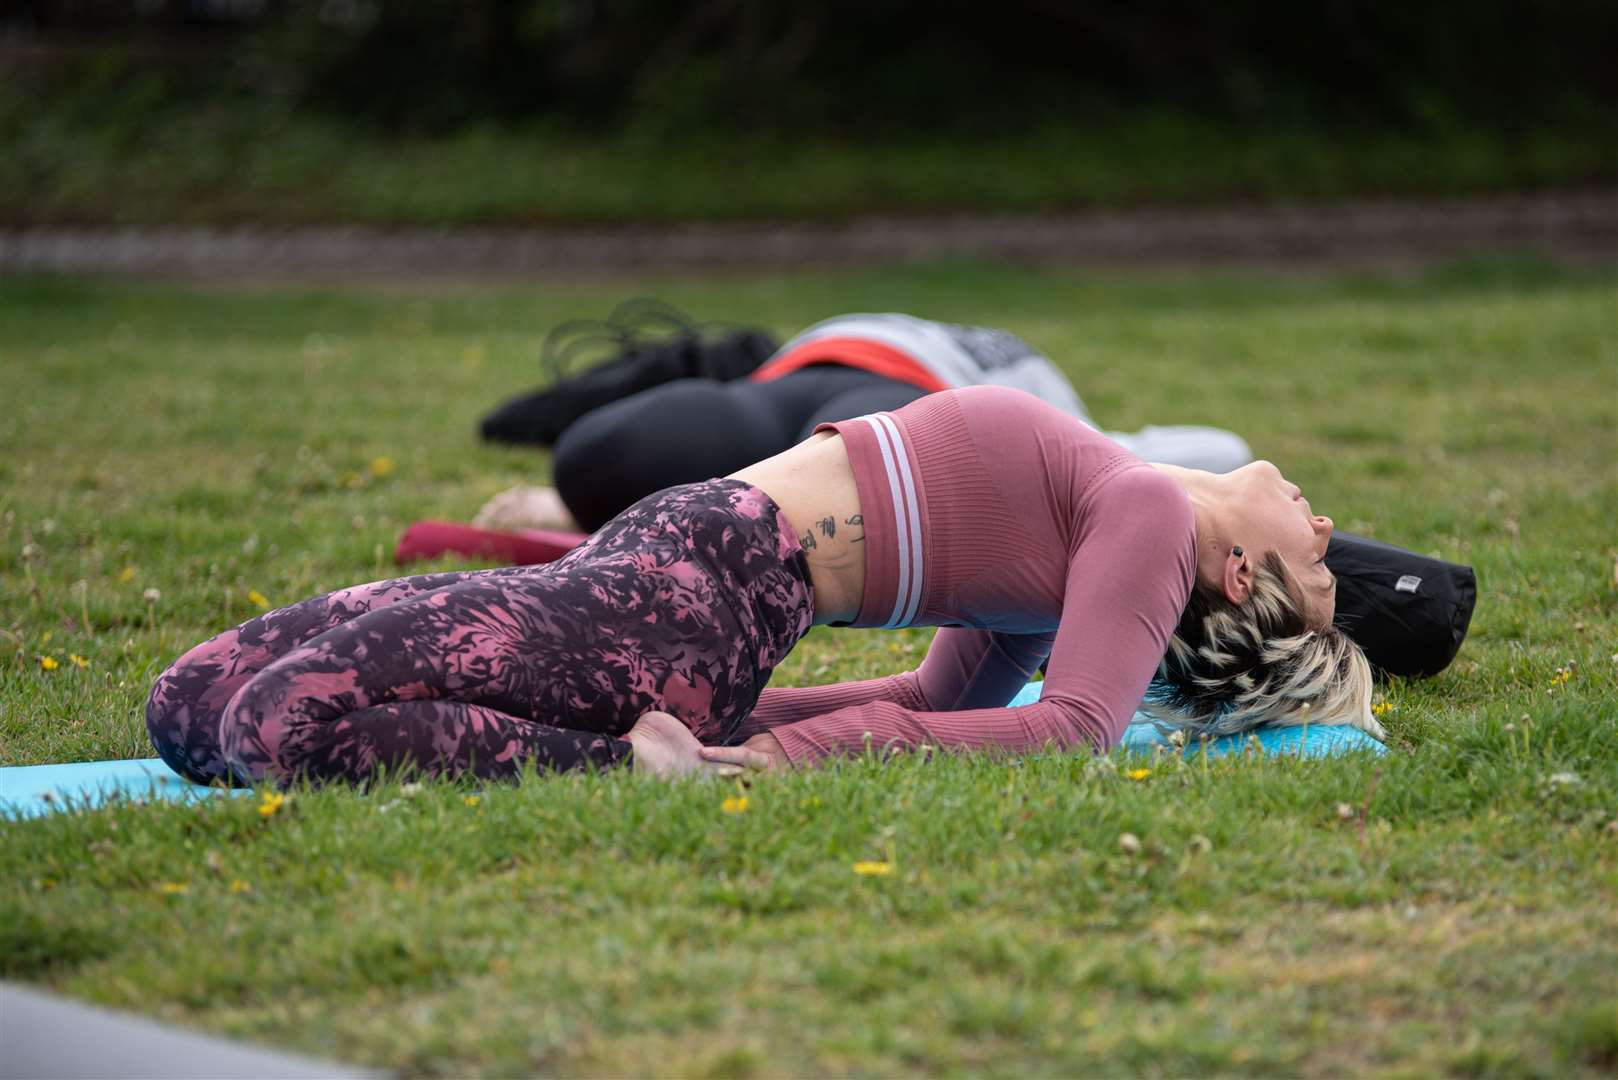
top-left (8, 0), bottom-right (1615, 136)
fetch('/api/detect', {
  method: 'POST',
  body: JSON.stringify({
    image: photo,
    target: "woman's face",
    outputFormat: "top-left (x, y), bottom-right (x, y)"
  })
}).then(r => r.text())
top-left (1226, 460), bottom-right (1337, 628)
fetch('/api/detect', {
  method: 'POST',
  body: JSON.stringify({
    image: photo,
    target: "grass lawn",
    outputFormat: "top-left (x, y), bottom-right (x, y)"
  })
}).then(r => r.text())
top-left (2, 258), bottom-right (1616, 1076)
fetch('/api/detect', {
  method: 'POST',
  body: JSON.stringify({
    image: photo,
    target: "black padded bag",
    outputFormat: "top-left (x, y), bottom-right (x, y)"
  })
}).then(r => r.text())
top-left (480, 299), bottom-right (778, 447)
top-left (1325, 531), bottom-right (1477, 678)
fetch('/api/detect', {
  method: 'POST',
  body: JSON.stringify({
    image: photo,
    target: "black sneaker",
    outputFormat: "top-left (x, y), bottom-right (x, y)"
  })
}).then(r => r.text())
top-left (479, 299), bottom-right (778, 446)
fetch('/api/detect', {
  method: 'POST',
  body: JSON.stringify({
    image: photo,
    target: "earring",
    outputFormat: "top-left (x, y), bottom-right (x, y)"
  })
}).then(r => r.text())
top-left (1231, 546), bottom-right (1244, 558)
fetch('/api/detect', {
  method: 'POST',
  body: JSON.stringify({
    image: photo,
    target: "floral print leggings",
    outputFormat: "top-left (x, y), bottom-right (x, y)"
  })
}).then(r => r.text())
top-left (146, 480), bottom-right (814, 786)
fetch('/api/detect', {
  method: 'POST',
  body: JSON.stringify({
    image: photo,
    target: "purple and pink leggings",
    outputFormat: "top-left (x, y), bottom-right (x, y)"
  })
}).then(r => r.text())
top-left (146, 480), bottom-right (814, 786)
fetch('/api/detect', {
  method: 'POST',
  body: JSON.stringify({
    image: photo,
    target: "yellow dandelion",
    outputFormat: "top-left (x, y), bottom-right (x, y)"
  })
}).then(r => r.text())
top-left (463, 795), bottom-right (481, 807)
top-left (721, 796), bottom-right (749, 814)
top-left (228, 879), bottom-right (252, 894)
top-left (118, 566), bottom-right (136, 583)
top-left (257, 792), bottom-right (287, 818)
top-left (247, 589), bottom-right (270, 609)
top-left (1125, 768), bottom-right (1152, 780)
top-left (68, 654), bottom-right (90, 668)
top-left (39, 656), bottom-right (59, 671)
top-left (157, 881), bottom-right (188, 896)
top-left (852, 861), bottom-right (894, 876)
top-left (368, 456), bottom-right (395, 478)
top-left (1372, 701), bottom-right (1394, 717)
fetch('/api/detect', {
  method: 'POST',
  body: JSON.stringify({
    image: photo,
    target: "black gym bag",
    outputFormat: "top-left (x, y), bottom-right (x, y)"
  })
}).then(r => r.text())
top-left (1325, 531), bottom-right (1477, 678)
top-left (480, 299), bottom-right (778, 447)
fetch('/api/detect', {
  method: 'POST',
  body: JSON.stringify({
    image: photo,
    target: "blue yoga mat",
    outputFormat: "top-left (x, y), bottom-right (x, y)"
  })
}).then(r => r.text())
top-left (0, 759), bottom-right (249, 819)
top-left (2, 682), bottom-right (1383, 819)
top-left (1007, 682), bottom-right (1386, 757)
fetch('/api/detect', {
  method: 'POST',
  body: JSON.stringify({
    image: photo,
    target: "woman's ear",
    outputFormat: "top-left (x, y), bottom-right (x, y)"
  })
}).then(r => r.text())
top-left (1221, 547), bottom-right (1251, 605)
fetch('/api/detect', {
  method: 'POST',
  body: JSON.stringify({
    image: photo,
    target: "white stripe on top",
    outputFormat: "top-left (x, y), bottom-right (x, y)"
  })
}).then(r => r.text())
top-left (872, 412), bottom-right (927, 627)
top-left (856, 413), bottom-right (925, 628)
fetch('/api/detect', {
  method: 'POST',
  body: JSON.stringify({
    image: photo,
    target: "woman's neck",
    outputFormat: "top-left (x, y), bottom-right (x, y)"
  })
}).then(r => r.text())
top-left (1150, 463), bottom-right (1229, 591)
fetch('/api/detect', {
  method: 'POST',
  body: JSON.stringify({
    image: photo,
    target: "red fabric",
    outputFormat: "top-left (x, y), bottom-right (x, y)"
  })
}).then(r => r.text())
top-left (394, 521), bottom-right (585, 567)
top-left (748, 337), bottom-right (952, 393)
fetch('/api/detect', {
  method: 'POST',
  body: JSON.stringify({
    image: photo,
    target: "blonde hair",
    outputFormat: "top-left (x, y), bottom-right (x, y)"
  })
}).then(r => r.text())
top-left (1142, 551), bottom-right (1382, 740)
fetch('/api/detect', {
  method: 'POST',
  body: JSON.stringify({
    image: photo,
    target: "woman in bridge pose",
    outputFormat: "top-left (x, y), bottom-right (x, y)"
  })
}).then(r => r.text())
top-left (148, 385), bottom-right (1372, 785)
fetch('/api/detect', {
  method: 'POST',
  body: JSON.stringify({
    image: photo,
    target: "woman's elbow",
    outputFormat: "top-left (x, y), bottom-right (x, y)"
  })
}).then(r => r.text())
top-left (1041, 700), bottom-right (1125, 754)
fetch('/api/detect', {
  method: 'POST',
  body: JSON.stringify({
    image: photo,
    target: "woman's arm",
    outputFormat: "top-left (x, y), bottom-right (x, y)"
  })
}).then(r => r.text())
top-left (731, 671), bottom-right (929, 738)
top-left (710, 627), bottom-right (1051, 770)
top-left (731, 625), bottom-right (1054, 739)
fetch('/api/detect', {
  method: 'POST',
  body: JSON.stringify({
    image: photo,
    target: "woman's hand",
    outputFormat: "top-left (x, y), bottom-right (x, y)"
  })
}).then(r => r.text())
top-left (698, 733), bottom-right (789, 773)
top-left (626, 711), bottom-right (750, 778)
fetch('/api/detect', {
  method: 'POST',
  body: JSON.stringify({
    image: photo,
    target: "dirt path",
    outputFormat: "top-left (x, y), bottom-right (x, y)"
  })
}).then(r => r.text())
top-left (2, 190), bottom-right (1614, 280)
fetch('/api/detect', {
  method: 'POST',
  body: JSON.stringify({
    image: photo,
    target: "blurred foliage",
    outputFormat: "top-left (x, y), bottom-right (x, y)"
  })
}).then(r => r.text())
top-left (4, 1), bottom-right (1614, 222)
top-left (8, 0), bottom-right (1617, 136)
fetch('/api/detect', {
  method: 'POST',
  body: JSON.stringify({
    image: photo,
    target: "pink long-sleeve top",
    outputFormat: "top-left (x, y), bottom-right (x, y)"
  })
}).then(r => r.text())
top-left (736, 385), bottom-right (1198, 766)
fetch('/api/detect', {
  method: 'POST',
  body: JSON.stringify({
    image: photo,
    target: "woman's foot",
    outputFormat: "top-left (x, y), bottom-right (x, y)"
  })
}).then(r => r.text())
top-left (625, 711), bottom-right (741, 778)
top-left (472, 485), bottom-right (580, 532)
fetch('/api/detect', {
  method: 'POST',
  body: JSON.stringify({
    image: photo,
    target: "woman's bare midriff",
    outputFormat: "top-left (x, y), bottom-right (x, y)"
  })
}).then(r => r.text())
top-left (728, 432), bottom-right (865, 625)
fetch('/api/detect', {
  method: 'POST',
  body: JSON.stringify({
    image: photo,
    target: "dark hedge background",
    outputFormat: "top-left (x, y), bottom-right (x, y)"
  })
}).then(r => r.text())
top-left (10, 0), bottom-right (1616, 135)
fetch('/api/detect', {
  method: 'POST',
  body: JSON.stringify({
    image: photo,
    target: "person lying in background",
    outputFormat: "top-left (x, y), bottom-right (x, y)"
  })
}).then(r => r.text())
top-left (475, 309), bottom-right (1254, 533)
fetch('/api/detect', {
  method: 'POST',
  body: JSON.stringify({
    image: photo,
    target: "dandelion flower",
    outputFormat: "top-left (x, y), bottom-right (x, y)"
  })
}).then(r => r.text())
top-left (852, 861), bottom-right (894, 876)
top-left (257, 792), bottom-right (287, 818)
top-left (1372, 701), bottom-right (1394, 717)
top-left (463, 795), bottom-right (481, 807)
top-left (68, 654), bottom-right (89, 668)
top-left (157, 882), bottom-right (188, 896)
top-left (721, 796), bottom-right (749, 814)
top-left (38, 656), bottom-right (59, 671)
top-left (1125, 768), bottom-right (1152, 781)
top-left (118, 566), bottom-right (136, 583)
top-left (228, 879), bottom-right (252, 894)
top-left (369, 456), bottom-right (395, 478)
top-left (247, 590), bottom-right (270, 609)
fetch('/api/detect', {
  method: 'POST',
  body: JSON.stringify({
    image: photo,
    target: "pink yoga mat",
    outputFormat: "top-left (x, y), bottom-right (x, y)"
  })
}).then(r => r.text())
top-left (394, 521), bottom-right (585, 567)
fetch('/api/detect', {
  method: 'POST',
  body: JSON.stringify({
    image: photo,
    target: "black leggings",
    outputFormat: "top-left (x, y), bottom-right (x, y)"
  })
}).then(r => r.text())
top-left (553, 366), bottom-right (929, 532)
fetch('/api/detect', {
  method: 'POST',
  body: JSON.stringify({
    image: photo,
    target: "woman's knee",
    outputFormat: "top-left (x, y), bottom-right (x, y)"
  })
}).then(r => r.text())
top-left (215, 673), bottom-right (292, 785)
top-left (145, 637), bottom-right (242, 784)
